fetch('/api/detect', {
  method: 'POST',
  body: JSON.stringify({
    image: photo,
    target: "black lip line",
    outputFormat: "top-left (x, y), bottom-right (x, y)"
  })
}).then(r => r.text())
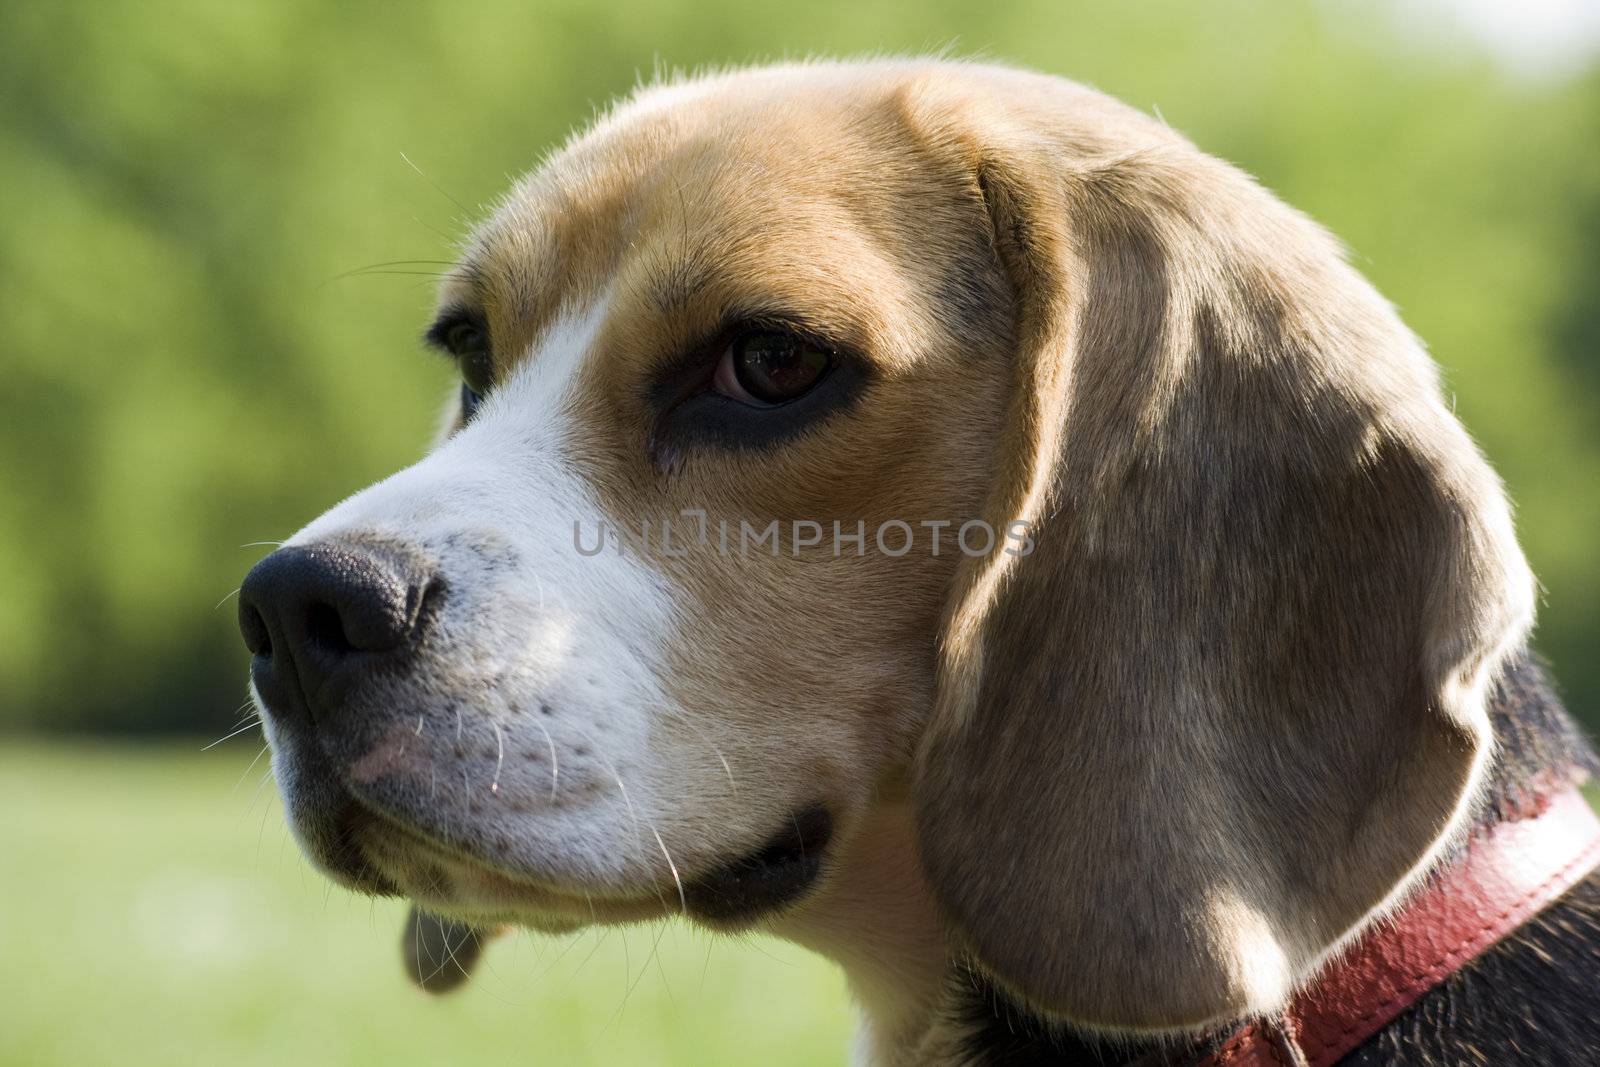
top-left (338, 787), bottom-right (534, 879)
top-left (681, 805), bottom-right (834, 922)
top-left (335, 779), bottom-right (835, 919)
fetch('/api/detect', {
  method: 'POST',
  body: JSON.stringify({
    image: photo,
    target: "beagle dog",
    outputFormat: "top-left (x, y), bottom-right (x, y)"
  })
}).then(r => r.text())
top-left (237, 59), bottom-right (1600, 1065)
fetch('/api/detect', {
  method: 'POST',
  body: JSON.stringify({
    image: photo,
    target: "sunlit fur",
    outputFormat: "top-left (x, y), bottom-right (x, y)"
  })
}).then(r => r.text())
top-left (261, 59), bottom-right (1539, 1063)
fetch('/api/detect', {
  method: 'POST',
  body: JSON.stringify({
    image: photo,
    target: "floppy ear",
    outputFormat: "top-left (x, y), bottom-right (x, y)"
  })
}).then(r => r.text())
top-left (900, 76), bottom-right (1535, 1031)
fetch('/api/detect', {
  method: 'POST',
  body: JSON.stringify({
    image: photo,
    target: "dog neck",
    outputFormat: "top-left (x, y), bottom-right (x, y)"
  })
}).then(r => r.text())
top-left (763, 657), bottom-right (1598, 1067)
top-left (765, 799), bottom-right (950, 1065)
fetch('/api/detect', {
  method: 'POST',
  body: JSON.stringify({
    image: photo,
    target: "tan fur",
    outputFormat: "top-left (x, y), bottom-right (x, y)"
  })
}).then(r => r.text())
top-left (898, 68), bottom-right (1535, 1029)
top-left (426, 57), bottom-right (1533, 1047)
top-left (434, 62), bottom-right (1011, 892)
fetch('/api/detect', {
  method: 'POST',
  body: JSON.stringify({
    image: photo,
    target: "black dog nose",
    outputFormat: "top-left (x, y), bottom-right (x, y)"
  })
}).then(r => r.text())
top-left (238, 541), bottom-right (436, 721)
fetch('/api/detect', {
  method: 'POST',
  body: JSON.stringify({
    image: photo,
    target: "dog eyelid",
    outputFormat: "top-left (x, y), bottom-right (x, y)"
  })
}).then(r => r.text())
top-left (422, 307), bottom-right (488, 357)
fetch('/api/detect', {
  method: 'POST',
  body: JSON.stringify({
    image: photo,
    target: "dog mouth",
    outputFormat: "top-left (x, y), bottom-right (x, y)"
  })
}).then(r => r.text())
top-left (329, 801), bottom-right (665, 924)
top-left (681, 805), bottom-right (834, 925)
top-left (324, 801), bottom-right (406, 895)
top-left (315, 788), bottom-right (835, 928)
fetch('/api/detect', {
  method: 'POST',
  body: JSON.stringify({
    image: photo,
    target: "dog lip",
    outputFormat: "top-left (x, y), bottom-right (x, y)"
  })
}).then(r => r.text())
top-left (330, 786), bottom-right (596, 893)
top-left (682, 804), bottom-right (834, 925)
top-left (293, 737), bottom-right (837, 924)
top-left (345, 800), bottom-right (669, 920)
top-left (319, 801), bottom-right (404, 895)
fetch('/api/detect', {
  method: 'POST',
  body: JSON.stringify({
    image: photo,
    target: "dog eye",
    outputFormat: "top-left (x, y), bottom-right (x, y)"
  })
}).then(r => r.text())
top-left (713, 330), bottom-right (830, 405)
top-left (443, 319), bottom-right (495, 398)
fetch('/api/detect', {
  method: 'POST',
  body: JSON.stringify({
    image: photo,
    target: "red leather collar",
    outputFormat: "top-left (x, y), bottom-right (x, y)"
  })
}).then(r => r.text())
top-left (1195, 783), bottom-right (1600, 1067)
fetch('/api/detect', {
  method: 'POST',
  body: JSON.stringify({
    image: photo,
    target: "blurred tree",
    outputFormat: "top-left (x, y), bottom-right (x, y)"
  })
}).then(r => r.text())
top-left (0, 0), bottom-right (1594, 734)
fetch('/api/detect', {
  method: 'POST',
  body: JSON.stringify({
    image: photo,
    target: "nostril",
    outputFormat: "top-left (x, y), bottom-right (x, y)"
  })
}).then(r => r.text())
top-left (239, 601), bottom-right (272, 657)
top-left (412, 577), bottom-right (445, 634)
top-left (304, 600), bottom-right (354, 655)
top-left (237, 539), bottom-right (438, 722)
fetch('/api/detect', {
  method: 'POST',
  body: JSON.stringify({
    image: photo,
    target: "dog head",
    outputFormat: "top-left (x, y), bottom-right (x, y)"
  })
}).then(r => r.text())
top-left (239, 60), bottom-right (1533, 1031)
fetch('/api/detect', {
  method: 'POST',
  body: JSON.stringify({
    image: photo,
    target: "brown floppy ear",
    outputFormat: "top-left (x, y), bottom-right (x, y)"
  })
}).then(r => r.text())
top-left (901, 75), bottom-right (1535, 1032)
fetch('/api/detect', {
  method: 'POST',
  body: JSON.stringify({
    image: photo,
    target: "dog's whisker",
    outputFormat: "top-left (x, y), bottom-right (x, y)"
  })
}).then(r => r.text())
top-left (347, 258), bottom-right (458, 272)
top-left (609, 923), bottom-right (671, 1030)
top-left (531, 716), bottom-right (560, 800)
top-left (708, 743), bottom-right (736, 798)
top-left (654, 701), bottom-right (737, 798)
top-left (605, 771), bottom-right (646, 855)
top-left (411, 215), bottom-right (460, 246)
top-left (400, 151), bottom-right (472, 217)
top-left (570, 730), bottom-right (673, 915)
top-left (650, 827), bottom-right (688, 917)
top-left (535, 924), bottom-right (599, 983)
top-left (231, 742), bottom-right (271, 792)
top-left (698, 933), bottom-right (715, 994)
top-left (413, 905), bottom-right (426, 987)
top-left (214, 587), bottom-right (242, 611)
top-left (730, 931), bottom-right (797, 969)
top-left (651, 923), bottom-right (676, 1006)
top-left (203, 717), bottom-right (261, 751)
top-left (490, 719), bottom-right (506, 794)
top-left (317, 268), bottom-right (452, 289)
top-left (616, 929), bottom-right (631, 1028)
top-left (320, 258), bottom-right (460, 293)
top-left (242, 764), bottom-right (275, 822)
top-left (239, 540), bottom-right (285, 549)
top-left (566, 926), bottom-right (611, 984)
top-left (221, 701), bottom-right (259, 733)
top-left (422, 918), bottom-right (472, 988)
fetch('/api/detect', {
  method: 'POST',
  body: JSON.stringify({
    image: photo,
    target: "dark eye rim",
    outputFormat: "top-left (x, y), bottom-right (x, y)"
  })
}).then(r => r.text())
top-left (647, 314), bottom-right (869, 460)
top-left (423, 307), bottom-right (490, 357)
top-left (652, 316), bottom-right (846, 405)
top-left (424, 307), bottom-right (495, 409)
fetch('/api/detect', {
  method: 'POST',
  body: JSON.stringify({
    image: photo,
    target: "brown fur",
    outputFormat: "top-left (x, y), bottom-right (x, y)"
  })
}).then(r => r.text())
top-left (432, 63), bottom-right (1014, 895)
top-left (897, 67), bottom-right (1534, 1030)
top-left (410, 58), bottom-right (1534, 1051)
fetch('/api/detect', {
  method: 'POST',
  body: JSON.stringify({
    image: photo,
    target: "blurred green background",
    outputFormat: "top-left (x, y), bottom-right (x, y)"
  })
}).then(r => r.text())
top-left (1, 0), bottom-right (1596, 1064)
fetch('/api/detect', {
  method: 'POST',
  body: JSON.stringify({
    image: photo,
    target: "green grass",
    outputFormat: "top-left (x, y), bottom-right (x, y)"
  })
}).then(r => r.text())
top-left (9, 741), bottom-right (1594, 1066)
top-left (0, 742), bottom-right (853, 1066)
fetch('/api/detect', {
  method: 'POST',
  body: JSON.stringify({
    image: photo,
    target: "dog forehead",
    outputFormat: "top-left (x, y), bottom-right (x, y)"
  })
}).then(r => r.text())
top-left (437, 75), bottom-right (994, 399)
top-left (444, 70), bottom-right (928, 338)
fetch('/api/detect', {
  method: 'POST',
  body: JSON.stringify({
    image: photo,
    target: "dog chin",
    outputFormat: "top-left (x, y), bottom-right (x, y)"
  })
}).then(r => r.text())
top-left (345, 798), bottom-right (837, 933)
top-left (277, 728), bottom-right (840, 930)
top-left (343, 806), bottom-right (668, 927)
